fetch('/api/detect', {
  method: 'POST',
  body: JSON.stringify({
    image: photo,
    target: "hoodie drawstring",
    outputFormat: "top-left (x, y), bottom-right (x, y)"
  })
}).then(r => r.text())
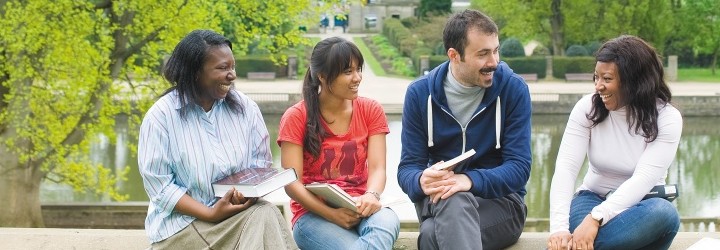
top-left (495, 96), bottom-right (501, 149)
top-left (426, 95), bottom-right (502, 149)
top-left (427, 95), bottom-right (434, 147)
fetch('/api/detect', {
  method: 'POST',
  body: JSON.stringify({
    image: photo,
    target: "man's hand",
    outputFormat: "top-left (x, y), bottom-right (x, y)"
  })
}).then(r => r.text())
top-left (420, 165), bottom-right (455, 202)
top-left (570, 214), bottom-right (600, 250)
top-left (547, 231), bottom-right (573, 250)
top-left (438, 173), bottom-right (472, 201)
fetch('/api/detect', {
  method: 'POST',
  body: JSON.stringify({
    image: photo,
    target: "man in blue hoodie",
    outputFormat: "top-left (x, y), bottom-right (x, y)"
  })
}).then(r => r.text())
top-left (397, 9), bottom-right (531, 250)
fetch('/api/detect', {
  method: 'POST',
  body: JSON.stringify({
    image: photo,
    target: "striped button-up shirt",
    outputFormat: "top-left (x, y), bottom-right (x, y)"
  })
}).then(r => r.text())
top-left (138, 89), bottom-right (272, 243)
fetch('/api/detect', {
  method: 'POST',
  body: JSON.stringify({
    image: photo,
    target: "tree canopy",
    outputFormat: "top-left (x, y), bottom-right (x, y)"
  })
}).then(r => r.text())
top-left (472, 0), bottom-right (674, 56)
top-left (0, 0), bottom-right (330, 227)
top-left (419, 0), bottom-right (452, 18)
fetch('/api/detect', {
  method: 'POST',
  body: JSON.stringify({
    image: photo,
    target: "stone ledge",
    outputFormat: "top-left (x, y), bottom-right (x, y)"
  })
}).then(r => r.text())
top-left (0, 228), bottom-right (717, 250)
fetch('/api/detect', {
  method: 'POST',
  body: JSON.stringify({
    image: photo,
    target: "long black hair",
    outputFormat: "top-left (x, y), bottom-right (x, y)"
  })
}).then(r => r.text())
top-left (162, 29), bottom-right (242, 117)
top-left (302, 37), bottom-right (364, 159)
top-left (588, 35), bottom-right (672, 142)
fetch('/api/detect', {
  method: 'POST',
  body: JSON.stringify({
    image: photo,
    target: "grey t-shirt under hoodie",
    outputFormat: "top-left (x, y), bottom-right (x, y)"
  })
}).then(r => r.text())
top-left (444, 67), bottom-right (485, 126)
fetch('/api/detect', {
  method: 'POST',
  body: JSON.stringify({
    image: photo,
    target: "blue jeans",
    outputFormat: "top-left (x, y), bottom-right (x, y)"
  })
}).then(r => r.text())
top-left (570, 190), bottom-right (679, 250)
top-left (292, 208), bottom-right (400, 250)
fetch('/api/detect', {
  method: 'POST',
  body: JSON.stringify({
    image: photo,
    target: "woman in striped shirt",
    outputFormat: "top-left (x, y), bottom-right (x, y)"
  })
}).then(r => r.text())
top-left (138, 29), bottom-right (297, 250)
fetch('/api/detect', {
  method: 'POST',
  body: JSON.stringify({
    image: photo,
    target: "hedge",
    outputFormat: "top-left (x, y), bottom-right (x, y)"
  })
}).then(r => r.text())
top-left (503, 56), bottom-right (546, 78)
top-left (235, 55), bottom-right (288, 78)
top-left (552, 56), bottom-right (595, 79)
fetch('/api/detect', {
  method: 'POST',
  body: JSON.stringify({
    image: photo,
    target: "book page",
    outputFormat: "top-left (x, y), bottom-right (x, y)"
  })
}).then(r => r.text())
top-left (433, 149), bottom-right (476, 170)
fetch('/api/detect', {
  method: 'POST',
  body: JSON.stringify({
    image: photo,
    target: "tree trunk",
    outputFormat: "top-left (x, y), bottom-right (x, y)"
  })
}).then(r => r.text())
top-left (0, 139), bottom-right (44, 227)
top-left (712, 48), bottom-right (718, 75)
top-left (550, 0), bottom-right (565, 56)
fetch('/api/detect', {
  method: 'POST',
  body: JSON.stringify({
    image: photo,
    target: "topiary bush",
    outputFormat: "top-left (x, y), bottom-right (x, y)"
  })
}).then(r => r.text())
top-left (565, 45), bottom-right (590, 57)
top-left (500, 38), bottom-right (525, 58)
top-left (585, 41), bottom-right (601, 56)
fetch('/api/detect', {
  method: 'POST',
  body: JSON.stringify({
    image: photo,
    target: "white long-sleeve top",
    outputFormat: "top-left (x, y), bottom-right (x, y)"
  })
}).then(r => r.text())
top-left (549, 94), bottom-right (683, 234)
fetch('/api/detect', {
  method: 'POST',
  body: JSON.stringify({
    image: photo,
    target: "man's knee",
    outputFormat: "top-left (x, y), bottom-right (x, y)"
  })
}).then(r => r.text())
top-left (433, 192), bottom-right (477, 216)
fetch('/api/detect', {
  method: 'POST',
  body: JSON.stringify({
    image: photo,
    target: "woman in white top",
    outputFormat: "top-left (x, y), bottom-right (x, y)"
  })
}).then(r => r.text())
top-left (547, 35), bottom-right (682, 250)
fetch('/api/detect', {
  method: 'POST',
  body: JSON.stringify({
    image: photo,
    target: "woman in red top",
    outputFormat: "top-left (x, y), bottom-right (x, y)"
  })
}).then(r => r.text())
top-left (277, 37), bottom-right (400, 250)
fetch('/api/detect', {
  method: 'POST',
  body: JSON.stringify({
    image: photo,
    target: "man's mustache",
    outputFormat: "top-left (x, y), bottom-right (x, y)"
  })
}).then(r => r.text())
top-left (480, 67), bottom-right (497, 73)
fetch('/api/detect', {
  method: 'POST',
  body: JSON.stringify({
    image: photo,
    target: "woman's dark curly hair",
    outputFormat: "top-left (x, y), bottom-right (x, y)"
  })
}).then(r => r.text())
top-left (588, 35), bottom-right (672, 142)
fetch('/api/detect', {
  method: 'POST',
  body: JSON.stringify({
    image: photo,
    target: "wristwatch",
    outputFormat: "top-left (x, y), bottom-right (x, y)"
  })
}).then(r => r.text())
top-left (590, 211), bottom-right (604, 226)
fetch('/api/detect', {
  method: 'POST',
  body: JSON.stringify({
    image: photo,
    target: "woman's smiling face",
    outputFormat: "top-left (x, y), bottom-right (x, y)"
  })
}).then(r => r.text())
top-left (594, 61), bottom-right (624, 111)
top-left (197, 45), bottom-right (236, 110)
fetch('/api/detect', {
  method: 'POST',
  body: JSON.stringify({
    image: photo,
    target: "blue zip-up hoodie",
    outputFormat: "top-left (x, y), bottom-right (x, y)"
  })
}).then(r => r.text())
top-left (398, 61), bottom-right (532, 203)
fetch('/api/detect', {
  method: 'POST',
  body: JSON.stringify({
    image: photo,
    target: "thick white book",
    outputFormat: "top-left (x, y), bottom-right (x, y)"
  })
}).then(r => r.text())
top-left (305, 183), bottom-right (407, 212)
top-left (212, 168), bottom-right (297, 197)
top-left (432, 149), bottom-right (476, 170)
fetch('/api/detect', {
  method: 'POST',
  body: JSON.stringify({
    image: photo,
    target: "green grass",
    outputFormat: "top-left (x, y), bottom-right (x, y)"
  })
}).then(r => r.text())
top-left (677, 67), bottom-right (720, 82)
top-left (352, 37), bottom-right (387, 76)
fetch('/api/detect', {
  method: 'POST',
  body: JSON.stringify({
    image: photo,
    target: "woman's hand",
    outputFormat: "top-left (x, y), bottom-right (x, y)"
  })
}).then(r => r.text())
top-left (570, 214), bottom-right (600, 250)
top-left (230, 189), bottom-right (249, 205)
top-left (547, 231), bottom-right (573, 250)
top-left (327, 207), bottom-right (361, 229)
top-left (355, 193), bottom-right (382, 217)
top-left (208, 188), bottom-right (257, 222)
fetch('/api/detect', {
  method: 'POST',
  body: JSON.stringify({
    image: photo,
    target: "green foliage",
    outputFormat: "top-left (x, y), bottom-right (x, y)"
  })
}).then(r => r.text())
top-left (585, 41), bottom-right (601, 56)
top-left (678, 68), bottom-right (720, 82)
top-left (364, 35), bottom-right (416, 77)
top-left (677, 0), bottom-right (720, 73)
top-left (500, 38), bottom-right (526, 58)
top-left (473, 0), bottom-right (674, 55)
top-left (565, 45), bottom-right (589, 57)
top-left (412, 15), bottom-right (448, 56)
top-left (429, 55), bottom-right (448, 70)
top-left (352, 37), bottom-right (387, 76)
top-left (533, 45), bottom-right (551, 56)
top-left (0, 0), bottom-right (329, 221)
top-left (419, 0), bottom-right (452, 18)
top-left (552, 56), bottom-right (596, 78)
top-left (504, 57), bottom-right (547, 78)
top-left (235, 56), bottom-right (288, 77)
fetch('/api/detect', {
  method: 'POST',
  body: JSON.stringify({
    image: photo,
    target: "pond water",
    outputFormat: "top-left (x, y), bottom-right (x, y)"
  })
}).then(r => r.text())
top-left (41, 114), bottom-right (720, 220)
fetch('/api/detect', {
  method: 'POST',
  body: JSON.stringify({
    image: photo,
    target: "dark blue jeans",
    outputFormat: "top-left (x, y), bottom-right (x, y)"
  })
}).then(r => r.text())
top-left (570, 190), bottom-right (680, 250)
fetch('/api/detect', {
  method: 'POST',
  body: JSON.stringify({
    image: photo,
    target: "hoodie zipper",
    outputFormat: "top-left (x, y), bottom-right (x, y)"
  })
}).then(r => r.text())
top-left (438, 105), bottom-right (487, 153)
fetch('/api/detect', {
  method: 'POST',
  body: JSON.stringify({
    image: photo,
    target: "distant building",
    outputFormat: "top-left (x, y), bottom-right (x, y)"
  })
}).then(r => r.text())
top-left (348, 0), bottom-right (473, 33)
top-left (348, 0), bottom-right (419, 33)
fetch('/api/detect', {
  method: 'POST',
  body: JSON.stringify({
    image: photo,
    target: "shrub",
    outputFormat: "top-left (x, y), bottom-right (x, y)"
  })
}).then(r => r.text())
top-left (400, 17), bottom-right (417, 28)
top-left (500, 38), bottom-right (525, 58)
top-left (235, 55), bottom-right (288, 77)
top-left (504, 56), bottom-right (547, 78)
top-left (585, 41), bottom-right (602, 56)
top-left (429, 55), bottom-right (448, 70)
top-left (532, 45), bottom-right (550, 56)
top-left (565, 45), bottom-right (590, 57)
top-left (552, 56), bottom-right (596, 78)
